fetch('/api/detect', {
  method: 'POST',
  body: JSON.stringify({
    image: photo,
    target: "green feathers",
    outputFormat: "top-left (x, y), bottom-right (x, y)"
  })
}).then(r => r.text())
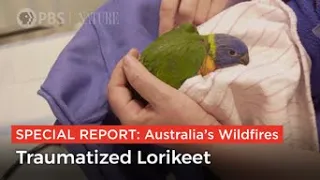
top-left (129, 23), bottom-right (249, 104)
top-left (140, 24), bottom-right (209, 89)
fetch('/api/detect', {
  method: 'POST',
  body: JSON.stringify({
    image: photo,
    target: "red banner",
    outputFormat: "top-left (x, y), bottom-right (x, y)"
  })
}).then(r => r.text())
top-left (11, 125), bottom-right (283, 144)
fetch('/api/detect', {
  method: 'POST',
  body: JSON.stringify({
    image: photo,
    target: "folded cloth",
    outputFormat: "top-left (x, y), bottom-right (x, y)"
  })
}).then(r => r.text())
top-left (178, 0), bottom-right (319, 151)
top-left (286, 0), bottom-right (320, 144)
top-left (286, 0), bottom-right (320, 99)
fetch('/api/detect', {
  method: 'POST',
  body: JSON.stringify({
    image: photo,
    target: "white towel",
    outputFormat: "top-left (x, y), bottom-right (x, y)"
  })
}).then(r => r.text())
top-left (179, 0), bottom-right (319, 151)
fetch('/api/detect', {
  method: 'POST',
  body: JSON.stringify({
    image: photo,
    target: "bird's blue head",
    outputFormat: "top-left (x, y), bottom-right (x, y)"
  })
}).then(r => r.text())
top-left (212, 34), bottom-right (249, 68)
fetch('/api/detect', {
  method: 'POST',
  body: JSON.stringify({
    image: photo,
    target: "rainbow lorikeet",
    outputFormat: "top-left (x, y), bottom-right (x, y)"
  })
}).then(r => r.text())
top-left (130, 23), bottom-right (249, 103)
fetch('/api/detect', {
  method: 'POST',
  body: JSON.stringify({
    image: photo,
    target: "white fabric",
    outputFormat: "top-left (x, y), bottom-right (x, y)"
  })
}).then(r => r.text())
top-left (180, 0), bottom-right (319, 151)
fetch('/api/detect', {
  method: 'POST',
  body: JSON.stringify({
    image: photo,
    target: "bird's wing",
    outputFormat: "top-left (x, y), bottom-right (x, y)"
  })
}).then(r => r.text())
top-left (141, 34), bottom-right (207, 89)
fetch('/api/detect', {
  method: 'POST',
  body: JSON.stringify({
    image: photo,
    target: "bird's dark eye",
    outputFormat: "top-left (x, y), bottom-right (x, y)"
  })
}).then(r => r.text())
top-left (229, 50), bottom-right (236, 56)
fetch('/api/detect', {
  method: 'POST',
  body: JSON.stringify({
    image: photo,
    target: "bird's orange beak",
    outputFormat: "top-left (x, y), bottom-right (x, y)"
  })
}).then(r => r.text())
top-left (198, 56), bottom-right (216, 76)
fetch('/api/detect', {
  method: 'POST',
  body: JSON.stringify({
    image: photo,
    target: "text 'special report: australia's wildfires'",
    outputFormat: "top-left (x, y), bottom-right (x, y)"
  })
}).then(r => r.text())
top-left (15, 128), bottom-right (279, 141)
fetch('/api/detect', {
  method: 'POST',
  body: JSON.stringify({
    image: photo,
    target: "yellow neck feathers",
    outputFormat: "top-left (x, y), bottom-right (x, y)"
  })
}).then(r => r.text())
top-left (197, 34), bottom-right (217, 76)
top-left (207, 34), bottom-right (216, 57)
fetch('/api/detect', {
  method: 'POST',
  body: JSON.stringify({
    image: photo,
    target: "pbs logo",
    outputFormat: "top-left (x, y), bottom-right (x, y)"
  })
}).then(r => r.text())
top-left (17, 8), bottom-right (37, 28)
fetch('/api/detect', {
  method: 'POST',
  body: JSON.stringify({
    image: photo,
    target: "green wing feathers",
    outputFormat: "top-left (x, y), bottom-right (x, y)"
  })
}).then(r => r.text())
top-left (140, 34), bottom-right (207, 89)
top-left (130, 23), bottom-right (208, 103)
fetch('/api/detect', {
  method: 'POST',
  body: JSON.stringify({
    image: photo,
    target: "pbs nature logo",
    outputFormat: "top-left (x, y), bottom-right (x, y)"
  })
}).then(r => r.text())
top-left (17, 8), bottom-right (37, 28)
